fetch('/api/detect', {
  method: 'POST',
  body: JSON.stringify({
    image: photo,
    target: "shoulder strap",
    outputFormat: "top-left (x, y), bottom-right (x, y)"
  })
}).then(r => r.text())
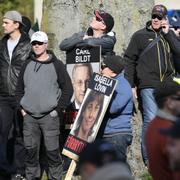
top-left (139, 36), bottom-right (161, 58)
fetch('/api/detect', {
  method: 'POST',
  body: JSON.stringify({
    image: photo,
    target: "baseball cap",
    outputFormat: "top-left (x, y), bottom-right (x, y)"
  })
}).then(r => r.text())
top-left (31, 31), bottom-right (48, 43)
top-left (3, 10), bottom-right (23, 24)
top-left (154, 81), bottom-right (180, 101)
top-left (94, 10), bottom-right (114, 32)
top-left (151, 4), bottom-right (167, 18)
top-left (159, 119), bottom-right (180, 139)
top-left (102, 55), bottom-right (124, 74)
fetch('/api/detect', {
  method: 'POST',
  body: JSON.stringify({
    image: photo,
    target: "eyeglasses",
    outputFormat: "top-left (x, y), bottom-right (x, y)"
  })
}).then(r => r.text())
top-left (171, 95), bottom-right (180, 101)
top-left (151, 14), bottom-right (163, 20)
top-left (101, 63), bottom-right (108, 70)
top-left (31, 41), bottom-right (44, 46)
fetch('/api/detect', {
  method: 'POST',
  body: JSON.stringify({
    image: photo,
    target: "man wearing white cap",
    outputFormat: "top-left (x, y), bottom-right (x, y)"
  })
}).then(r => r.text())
top-left (16, 31), bottom-right (73, 180)
top-left (0, 10), bottom-right (31, 180)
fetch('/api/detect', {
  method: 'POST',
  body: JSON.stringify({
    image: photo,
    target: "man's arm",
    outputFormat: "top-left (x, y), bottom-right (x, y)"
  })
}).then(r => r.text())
top-left (109, 80), bottom-right (133, 114)
top-left (15, 60), bottom-right (29, 110)
top-left (59, 32), bottom-right (85, 51)
top-left (124, 33), bottom-right (139, 88)
top-left (54, 60), bottom-right (73, 113)
top-left (78, 32), bottom-right (116, 54)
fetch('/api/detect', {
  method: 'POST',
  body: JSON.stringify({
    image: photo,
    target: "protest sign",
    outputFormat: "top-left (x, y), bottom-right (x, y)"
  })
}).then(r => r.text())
top-left (64, 46), bottom-right (101, 129)
top-left (62, 72), bottom-right (117, 160)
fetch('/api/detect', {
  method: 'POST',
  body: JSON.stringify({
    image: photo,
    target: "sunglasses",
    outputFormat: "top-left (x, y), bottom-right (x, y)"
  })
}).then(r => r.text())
top-left (101, 63), bottom-right (108, 70)
top-left (151, 14), bottom-right (163, 20)
top-left (31, 41), bottom-right (44, 46)
top-left (171, 95), bottom-right (180, 101)
top-left (96, 15), bottom-right (103, 22)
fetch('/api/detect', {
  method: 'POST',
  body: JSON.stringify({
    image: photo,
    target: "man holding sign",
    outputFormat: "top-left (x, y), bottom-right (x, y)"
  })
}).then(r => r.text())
top-left (100, 55), bottom-right (133, 165)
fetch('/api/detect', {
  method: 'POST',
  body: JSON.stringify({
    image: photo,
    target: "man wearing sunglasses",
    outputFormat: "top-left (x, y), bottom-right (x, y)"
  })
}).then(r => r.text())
top-left (59, 10), bottom-right (116, 56)
top-left (124, 4), bottom-right (180, 166)
top-left (16, 31), bottom-right (73, 180)
top-left (145, 81), bottom-right (180, 179)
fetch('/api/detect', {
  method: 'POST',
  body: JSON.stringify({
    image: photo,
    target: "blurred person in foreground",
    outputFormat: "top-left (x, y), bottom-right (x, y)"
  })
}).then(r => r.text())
top-left (16, 31), bottom-right (73, 180)
top-left (0, 10), bottom-right (31, 180)
top-left (78, 140), bottom-right (133, 180)
top-left (124, 4), bottom-right (180, 165)
top-left (160, 119), bottom-right (180, 172)
top-left (145, 81), bottom-right (180, 180)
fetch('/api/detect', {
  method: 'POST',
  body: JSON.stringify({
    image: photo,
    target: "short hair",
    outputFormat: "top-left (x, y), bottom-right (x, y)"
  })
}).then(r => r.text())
top-left (72, 63), bottom-right (93, 80)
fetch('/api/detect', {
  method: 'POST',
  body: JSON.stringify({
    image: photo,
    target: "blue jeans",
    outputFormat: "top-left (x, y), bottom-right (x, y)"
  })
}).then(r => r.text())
top-left (103, 134), bottom-right (132, 163)
top-left (140, 88), bottom-right (157, 164)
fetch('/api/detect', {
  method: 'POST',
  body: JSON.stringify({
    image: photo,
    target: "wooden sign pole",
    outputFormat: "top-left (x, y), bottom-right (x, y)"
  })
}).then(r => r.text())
top-left (64, 160), bottom-right (77, 180)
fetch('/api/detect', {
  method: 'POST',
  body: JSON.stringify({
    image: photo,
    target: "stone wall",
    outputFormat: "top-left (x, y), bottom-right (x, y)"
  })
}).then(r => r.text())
top-left (41, 0), bottom-right (155, 179)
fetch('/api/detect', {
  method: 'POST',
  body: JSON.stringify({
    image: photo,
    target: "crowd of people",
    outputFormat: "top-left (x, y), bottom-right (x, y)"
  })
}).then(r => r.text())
top-left (0, 3), bottom-right (179, 180)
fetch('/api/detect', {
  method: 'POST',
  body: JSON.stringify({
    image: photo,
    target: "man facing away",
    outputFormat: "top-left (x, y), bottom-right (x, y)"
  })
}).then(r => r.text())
top-left (145, 81), bottom-right (180, 180)
top-left (124, 4), bottom-right (180, 165)
top-left (100, 55), bottom-right (133, 166)
top-left (16, 31), bottom-right (73, 180)
top-left (0, 10), bottom-right (31, 179)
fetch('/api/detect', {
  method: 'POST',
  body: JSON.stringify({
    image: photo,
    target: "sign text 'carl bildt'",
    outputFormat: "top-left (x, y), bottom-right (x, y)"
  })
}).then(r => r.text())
top-left (75, 48), bottom-right (91, 63)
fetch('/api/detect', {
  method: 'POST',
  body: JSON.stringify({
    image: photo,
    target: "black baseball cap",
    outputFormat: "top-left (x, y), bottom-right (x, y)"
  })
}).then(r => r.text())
top-left (94, 10), bottom-right (114, 32)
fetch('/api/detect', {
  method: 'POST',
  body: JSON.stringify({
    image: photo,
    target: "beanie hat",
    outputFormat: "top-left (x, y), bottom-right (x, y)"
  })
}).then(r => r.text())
top-left (22, 16), bottom-right (31, 34)
top-left (4, 10), bottom-right (23, 24)
top-left (103, 55), bottom-right (124, 74)
top-left (78, 140), bottom-right (119, 168)
top-left (152, 4), bottom-right (167, 18)
top-left (94, 10), bottom-right (114, 32)
top-left (154, 81), bottom-right (180, 101)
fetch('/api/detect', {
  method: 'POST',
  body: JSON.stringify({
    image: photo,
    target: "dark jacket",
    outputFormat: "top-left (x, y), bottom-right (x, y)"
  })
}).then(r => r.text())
top-left (16, 50), bottom-right (73, 117)
top-left (0, 32), bottom-right (31, 96)
top-left (124, 21), bottom-right (180, 89)
top-left (59, 31), bottom-right (116, 56)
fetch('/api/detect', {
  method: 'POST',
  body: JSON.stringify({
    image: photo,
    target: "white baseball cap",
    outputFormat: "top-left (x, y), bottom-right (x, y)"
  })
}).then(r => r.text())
top-left (31, 31), bottom-right (48, 43)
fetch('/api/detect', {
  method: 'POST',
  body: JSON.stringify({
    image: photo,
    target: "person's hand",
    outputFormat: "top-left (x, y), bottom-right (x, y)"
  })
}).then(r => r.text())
top-left (161, 17), bottom-right (170, 34)
top-left (132, 87), bottom-right (138, 99)
top-left (21, 109), bottom-right (27, 117)
top-left (83, 35), bottom-right (92, 40)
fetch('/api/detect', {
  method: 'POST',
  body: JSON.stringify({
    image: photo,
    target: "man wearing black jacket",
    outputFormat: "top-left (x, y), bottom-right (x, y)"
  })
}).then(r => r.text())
top-left (124, 4), bottom-right (180, 166)
top-left (0, 10), bottom-right (31, 180)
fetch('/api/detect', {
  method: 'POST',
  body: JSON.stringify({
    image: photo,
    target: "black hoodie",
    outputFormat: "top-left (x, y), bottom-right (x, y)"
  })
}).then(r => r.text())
top-left (124, 21), bottom-right (180, 89)
top-left (16, 50), bottom-right (73, 117)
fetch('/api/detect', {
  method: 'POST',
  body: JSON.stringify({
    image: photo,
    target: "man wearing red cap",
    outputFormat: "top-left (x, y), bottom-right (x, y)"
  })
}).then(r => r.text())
top-left (59, 10), bottom-right (116, 56)
top-left (124, 4), bottom-right (180, 166)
